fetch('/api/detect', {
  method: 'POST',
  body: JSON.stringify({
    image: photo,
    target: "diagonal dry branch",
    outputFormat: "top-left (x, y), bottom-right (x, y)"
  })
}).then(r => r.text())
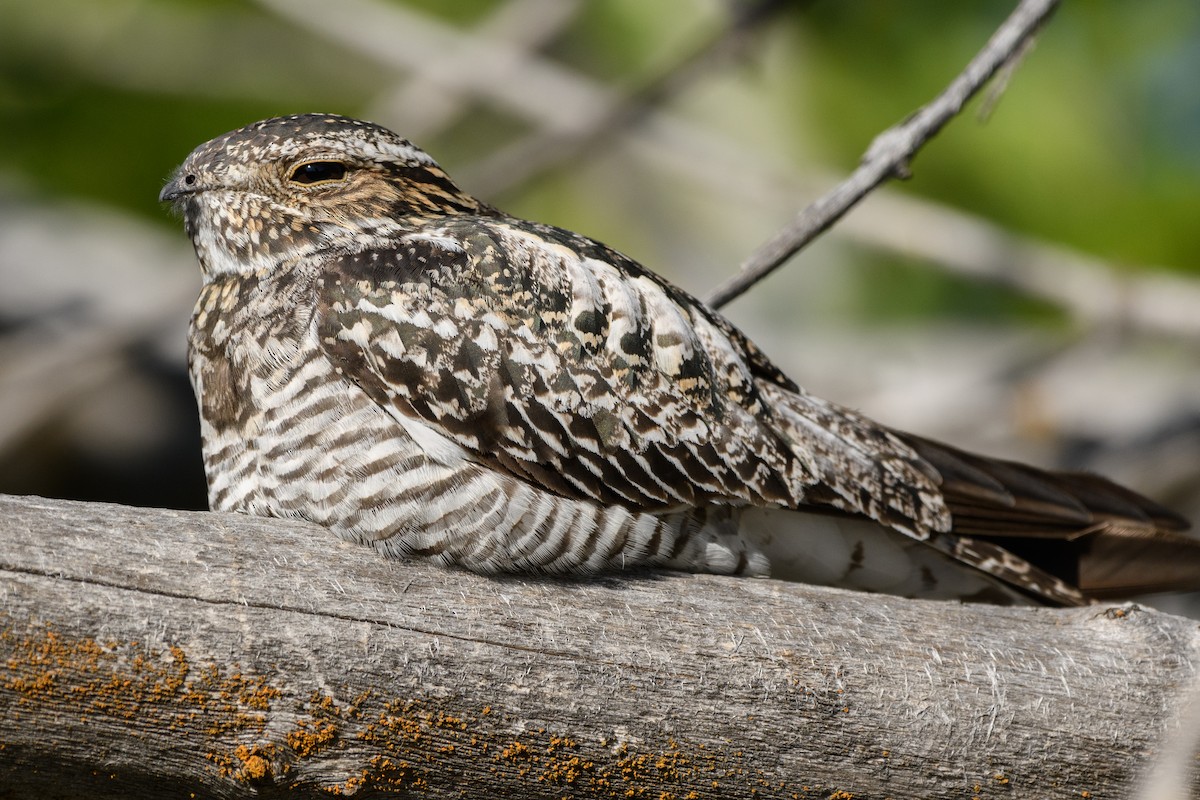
top-left (463, 0), bottom-right (797, 198)
top-left (256, 0), bottom-right (614, 130)
top-left (365, 0), bottom-right (585, 142)
top-left (704, 0), bottom-right (1061, 309)
top-left (257, 0), bottom-right (1200, 344)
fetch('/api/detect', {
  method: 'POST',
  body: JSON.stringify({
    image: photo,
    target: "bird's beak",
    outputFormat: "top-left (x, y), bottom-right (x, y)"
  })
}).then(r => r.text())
top-left (159, 169), bottom-right (192, 204)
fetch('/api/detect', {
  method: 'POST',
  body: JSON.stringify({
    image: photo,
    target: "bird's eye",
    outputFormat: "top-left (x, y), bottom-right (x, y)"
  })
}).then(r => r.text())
top-left (289, 161), bottom-right (348, 185)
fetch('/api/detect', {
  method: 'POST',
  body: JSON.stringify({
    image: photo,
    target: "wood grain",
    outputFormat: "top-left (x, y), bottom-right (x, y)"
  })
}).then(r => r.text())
top-left (0, 493), bottom-right (1196, 799)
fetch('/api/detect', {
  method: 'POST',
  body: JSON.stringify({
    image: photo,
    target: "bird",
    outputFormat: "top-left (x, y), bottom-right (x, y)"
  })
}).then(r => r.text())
top-left (161, 113), bottom-right (1199, 606)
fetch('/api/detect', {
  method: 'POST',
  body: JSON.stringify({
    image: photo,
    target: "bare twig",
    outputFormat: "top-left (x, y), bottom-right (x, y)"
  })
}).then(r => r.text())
top-left (255, 0), bottom-right (1200, 346)
top-left (366, 0), bottom-right (585, 141)
top-left (256, 0), bottom-right (613, 131)
top-left (463, 0), bottom-right (797, 197)
top-left (704, 0), bottom-right (1061, 309)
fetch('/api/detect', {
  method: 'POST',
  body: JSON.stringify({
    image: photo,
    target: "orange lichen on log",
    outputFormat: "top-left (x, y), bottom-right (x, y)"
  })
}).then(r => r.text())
top-left (2, 619), bottom-right (825, 796)
top-left (0, 618), bottom-right (287, 785)
top-left (345, 696), bottom-right (782, 797)
top-left (234, 744), bottom-right (274, 782)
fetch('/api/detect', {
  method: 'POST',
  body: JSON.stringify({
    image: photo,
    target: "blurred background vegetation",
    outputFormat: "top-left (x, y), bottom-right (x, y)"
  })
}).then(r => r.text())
top-left (1, 0), bottom-right (1197, 600)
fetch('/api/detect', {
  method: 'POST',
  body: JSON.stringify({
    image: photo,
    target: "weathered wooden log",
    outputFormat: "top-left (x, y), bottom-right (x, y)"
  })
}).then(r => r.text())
top-left (0, 493), bottom-right (1196, 798)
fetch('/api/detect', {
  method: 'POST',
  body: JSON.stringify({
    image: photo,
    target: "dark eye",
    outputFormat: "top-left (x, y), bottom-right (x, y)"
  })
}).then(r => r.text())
top-left (289, 161), bottom-right (348, 185)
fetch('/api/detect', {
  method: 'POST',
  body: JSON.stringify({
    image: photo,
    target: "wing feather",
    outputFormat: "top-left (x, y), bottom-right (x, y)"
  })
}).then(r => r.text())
top-left (315, 216), bottom-right (952, 527)
top-left (312, 213), bottom-right (1198, 602)
top-left (317, 219), bottom-right (814, 512)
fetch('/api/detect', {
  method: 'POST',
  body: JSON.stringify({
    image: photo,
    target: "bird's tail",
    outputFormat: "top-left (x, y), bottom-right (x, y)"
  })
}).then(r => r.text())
top-left (756, 379), bottom-right (1200, 603)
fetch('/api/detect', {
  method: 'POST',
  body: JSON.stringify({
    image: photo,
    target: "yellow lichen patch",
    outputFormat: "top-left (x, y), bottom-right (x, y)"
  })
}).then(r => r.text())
top-left (207, 741), bottom-right (280, 782)
top-left (540, 732), bottom-right (591, 785)
top-left (613, 739), bottom-right (692, 785)
top-left (353, 699), bottom-right (456, 792)
top-left (539, 753), bottom-right (593, 787)
top-left (328, 772), bottom-right (368, 796)
top-left (2, 625), bottom-right (208, 727)
top-left (287, 718), bottom-right (339, 758)
top-left (2, 622), bottom-right (844, 797)
top-left (286, 691), bottom-right (346, 758)
top-left (235, 743), bottom-right (274, 782)
top-left (0, 619), bottom-right (291, 786)
top-left (365, 754), bottom-right (428, 793)
top-left (501, 739), bottom-right (530, 761)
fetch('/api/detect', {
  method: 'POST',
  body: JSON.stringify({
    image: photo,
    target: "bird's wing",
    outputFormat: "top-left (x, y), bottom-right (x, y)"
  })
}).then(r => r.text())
top-left (314, 215), bottom-right (948, 530)
top-left (311, 215), bottom-right (1200, 602)
top-left (893, 433), bottom-right (1198, 597)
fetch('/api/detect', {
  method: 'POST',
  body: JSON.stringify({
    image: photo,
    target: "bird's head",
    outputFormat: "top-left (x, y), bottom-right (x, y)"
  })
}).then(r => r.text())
top-left (160, 114), bottom-right (480, 280)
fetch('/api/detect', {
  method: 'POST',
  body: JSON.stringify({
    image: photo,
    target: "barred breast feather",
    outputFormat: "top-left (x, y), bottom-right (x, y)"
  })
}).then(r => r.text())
top-left (169, 114), bottom-right (1200, 606)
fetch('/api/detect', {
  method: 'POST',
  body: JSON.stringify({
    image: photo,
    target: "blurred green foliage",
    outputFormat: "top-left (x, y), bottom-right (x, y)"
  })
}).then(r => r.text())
top-left (1, 0), bottom-right (1196, 324)
top-left (799, 2), bottom-right (1200, 268)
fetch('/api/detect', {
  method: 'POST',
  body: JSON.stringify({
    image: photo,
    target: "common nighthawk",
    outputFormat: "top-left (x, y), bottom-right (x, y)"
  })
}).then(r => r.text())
top-left (161, 113), bottom-right (1199, 605)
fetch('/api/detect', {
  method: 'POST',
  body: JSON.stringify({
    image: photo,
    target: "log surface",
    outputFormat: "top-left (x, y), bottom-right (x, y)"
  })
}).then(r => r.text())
top-left (0, 493), bottom-right (1197, 799)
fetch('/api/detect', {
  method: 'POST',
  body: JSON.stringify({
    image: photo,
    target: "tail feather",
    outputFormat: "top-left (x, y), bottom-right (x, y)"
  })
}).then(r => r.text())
top-left (894, 432), bottom-right (1199, 600)
top-left (757, 381), bottom-right (1198, 603)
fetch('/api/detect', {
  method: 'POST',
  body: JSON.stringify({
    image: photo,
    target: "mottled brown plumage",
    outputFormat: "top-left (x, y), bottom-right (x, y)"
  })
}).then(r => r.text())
top-left (162, 113), bottom-right (1199, 605)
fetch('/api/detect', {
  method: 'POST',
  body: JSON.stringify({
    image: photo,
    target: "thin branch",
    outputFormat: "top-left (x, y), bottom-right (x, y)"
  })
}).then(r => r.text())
top-left (704, 0), bottom-right (1061, 309)
top-left (463, 0), bottom-right (798, 197)
top-left (365, 0), bottom-right (585, 142)
top-left (255, 0), bottom-right (1200, 345)
top-left (256, 0), bottom-right (614, 131)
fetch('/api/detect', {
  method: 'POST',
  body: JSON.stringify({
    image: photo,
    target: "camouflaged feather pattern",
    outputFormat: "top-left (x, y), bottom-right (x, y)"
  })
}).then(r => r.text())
top-left (166, 114), bottom-right (1197, 606)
